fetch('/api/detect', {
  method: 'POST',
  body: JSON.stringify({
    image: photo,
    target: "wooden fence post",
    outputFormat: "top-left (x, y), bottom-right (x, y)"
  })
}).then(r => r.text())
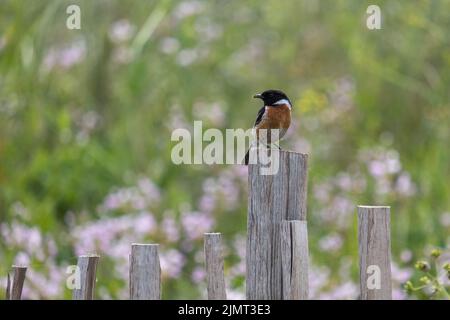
top-left (280, 220), bottom-right (309, 299)
top-left (357, 206), bottom-right (392, 300)
top-left (247, 150), bottom-right (308, 299)
top-left (72, 254), bottom-right (99, 300)
top-left (204, 233), bottom-right (227, 300)
top-left (129, 243), bottom-right (161, 300)
top-left (6, 265), bottom-right (27, 300)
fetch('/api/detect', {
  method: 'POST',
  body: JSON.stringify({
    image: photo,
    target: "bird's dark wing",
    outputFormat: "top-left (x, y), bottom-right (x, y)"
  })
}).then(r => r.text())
top-left (253, 106), bottom-right (266, 127)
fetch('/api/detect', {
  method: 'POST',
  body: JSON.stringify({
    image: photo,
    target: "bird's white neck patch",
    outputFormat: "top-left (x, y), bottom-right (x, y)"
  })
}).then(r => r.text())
top-left (273, 99), bottom-right (291, 109)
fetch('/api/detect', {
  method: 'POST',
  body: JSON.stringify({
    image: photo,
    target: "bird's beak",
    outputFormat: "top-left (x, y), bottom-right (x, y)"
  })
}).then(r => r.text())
top-left (253, 93), bottom-right (262, 99)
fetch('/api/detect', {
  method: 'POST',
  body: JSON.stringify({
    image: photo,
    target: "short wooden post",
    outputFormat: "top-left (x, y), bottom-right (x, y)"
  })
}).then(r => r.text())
top-left (6, 265), bottom-right (27, 300)
top-left (129, 243), bottom-right (161, 300)
top-left (204, 233), bottom-right (227, 300)
top-left (247, 151), bottom-right (308, 299)
top-left (72, 254), bottom-right (99, 300)
top-left (357, 206), bottom-right (392, 300)
top-left (281, 220), bottom-right (309, 299)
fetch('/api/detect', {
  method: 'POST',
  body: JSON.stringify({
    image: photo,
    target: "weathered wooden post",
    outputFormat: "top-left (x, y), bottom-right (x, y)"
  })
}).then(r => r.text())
top-left (6, 265), bottom-right (27, 300)
top-left (72, 254), bottom-right (99, 300)
top-left (357, 206), bottom-right (392, 300)
top-left (247, 150), bottom-right (309, 299)
top-left (204, 233), bottom-right (227, 300)
top-left (281, 220), bottom-right (309, 299)
top-left (129, 243), bottom-right (161, 300)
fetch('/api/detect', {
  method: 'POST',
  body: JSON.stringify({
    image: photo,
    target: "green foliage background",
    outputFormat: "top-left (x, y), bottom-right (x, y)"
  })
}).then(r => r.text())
top-left (0, 0), bottom-right (449, 299)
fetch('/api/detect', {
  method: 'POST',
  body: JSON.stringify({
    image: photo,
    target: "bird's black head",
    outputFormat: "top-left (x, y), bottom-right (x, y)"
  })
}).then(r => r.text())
top-left (253, 89), bottom-right (291, 107)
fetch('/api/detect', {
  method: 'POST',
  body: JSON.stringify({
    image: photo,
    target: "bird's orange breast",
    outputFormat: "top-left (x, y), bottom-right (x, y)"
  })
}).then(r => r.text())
top-left (256, 104), bottom-right (291, 129)
top-left (255, 104), bottom-right (291, 141)
top-left (266, 104), bottom-right (291, 128)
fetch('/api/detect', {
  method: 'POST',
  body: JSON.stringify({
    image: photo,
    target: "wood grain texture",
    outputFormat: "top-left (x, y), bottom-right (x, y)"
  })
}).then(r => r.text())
top-left (358, 206), bottom-right (392, 300)
top-left (72, 255), bottom-right (99, 300)
top-left (281, 221), bottom-right (309, 300)
top-left (204, 233), bottom-right (227, 300)
top-left (129, 243), bottom-right (161, 300)
top-left (6, 266), bottom-right (27, 300)
top-left (247, 151), bottom-right (308, 299)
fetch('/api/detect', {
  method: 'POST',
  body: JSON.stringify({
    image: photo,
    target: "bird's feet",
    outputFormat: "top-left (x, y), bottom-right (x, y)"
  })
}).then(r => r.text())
top-left (261, 143), bottom-right (282, 152)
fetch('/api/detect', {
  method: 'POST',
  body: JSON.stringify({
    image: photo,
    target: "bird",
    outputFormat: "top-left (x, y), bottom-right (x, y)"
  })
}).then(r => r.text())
top-left (243, 89), bottom-right (292, 165)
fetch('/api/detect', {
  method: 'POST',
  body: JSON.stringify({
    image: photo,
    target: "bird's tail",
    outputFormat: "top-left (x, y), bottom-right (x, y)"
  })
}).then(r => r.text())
top-left (243, 149), bottom-right (250, 166)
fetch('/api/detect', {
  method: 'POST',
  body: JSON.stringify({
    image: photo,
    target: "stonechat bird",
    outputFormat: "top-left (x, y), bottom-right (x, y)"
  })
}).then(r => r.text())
top-left (244, 89), bottom-right (292, 165)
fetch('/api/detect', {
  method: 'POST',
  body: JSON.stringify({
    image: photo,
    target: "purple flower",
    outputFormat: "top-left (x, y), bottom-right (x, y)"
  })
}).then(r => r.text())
top-left (386, 157), bottom-right (401, 174)
top-left (233, 235), bottom-right (246, 260)
top-left (363, 148), bottom-right (402, 178)
top-left (162, 215), bottom-right (180, 242)
top-left (229, 261), bottom-right (245, 278)
top-left (329, 77), bottom-right (355, 111)
top-left (160, 249), bottom-right (186, 278)
top-left (376, 177), bottom-right (391, 195)
top-left (313, 182), bottom-right (331, 203)
top-left (14, 252), bottom-right (30, 265)
top-left (43, 39), bottom-right (86, 71)
top-left (319, 196), bottom-right (353, 229)
top-left (318, 233), bottom-right (343, 252)
top-left (392, 288), bottom-right (408, 300)
top-left (11, 202), bottom-right (29, 219)
top-left (166, 105), bottom-right (191, 131)
top-left (176, 49), bottom-right (199, 66)
top-left (112, 46), bottom-right (133, 64)
top-left (134, 212), bottom-right (157, 234)
top-left (72, 211), bottom-right (158, 256)
top-left (181, 211), bottom-right (215, 240)
top-left (400, 250), bottom-right (413, 263)
top-left (391, 263), bottom-right (412, 283)
top-left (24, 268), bottom-right (64, 299)
top-left (108, 19), bottom-right (135, 43)
top-left (159, 37), bottom-right (180, 54)
top-left (395, 173), bottom-right (416, 197)
top-left (231, 165), bottom-right (248, 181)
top-left (137, 178), bottom-right (161, 203)
top-left (198, 194), bottom-right (216, 213)
top-left (335, 172), bottom-right (353, 192)
top-left (192, 101), bottom-right (226, 127)
top-left (308, 266), bottom-right (330, 298)
top-left (191, 267), bottom-right (206, 284)
top-left (369, 160), bottom-right (386, 177)
top-left (195, 19), bottom-right (223, 42)
top-left (100, 178), bottom-right (161, 213)
top-left (319, 282), bottom-right (358, 300)
top-left (218, 177), bottom-right (239, 208)
top-left (1, 223), bottom-right (45, 258)
top-left (173, 0), bottom-right (204, 20)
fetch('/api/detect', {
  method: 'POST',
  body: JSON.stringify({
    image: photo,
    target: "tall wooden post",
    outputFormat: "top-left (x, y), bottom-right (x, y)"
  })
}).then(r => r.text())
top-left (357, 206), bottom-right (392, 300)
top-left (72, 254), bottom-right (99, 300)
top-left (246, 150), bottom-right (309, 299)
top-left (129, 243), bottom-right (161, 300)
top-left (281, 220), bottom-right (309, 299)
top-left (6, 265), bottom-right (27, 300)
top-left (204, 233), bottom-right (227, 300)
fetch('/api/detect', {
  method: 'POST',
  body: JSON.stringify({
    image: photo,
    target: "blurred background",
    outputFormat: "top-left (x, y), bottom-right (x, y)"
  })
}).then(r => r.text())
top-left (0, 0), bottom-right (449, 299)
